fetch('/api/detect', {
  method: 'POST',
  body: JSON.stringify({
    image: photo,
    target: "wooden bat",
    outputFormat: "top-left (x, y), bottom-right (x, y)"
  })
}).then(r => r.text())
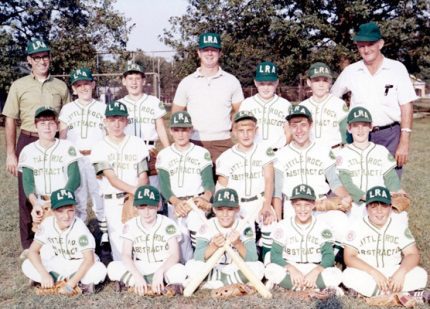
top-left (183, 197), bottom-right (272, 298)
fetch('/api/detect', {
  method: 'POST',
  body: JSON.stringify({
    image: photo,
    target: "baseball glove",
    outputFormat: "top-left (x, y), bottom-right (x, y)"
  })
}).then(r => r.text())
top-left (391, 192), bottom-right (411, 213)
top-left (121, 194), bottom-right (137, 224)
top-left (35, 280), bottom-right (82, 297)
top-left (32, 202), bottom-right (52, 232)
top-left (365, 294), bottom-right (402, 306)
top-left (211, 283), bottom-right (256, 298)
top-left (193, 196), bottom-right (212, 212)
top-left (315, 197), bottom-right (351, 212)
top-left (128, 284), bottom-right (183, 297)
top-left (279, 288), bottom-right (335, 301)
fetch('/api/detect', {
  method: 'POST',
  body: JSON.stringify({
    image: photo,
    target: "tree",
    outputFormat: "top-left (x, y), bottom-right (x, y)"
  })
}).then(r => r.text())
top-left (161, 0), bottom-right (430, 86)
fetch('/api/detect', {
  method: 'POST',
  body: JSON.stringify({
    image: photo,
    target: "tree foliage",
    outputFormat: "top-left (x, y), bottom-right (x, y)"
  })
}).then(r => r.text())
top-left (161, 0), bottom-right (430, 86)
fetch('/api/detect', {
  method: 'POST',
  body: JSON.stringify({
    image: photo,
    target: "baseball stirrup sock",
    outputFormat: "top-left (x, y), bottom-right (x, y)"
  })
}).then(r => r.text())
top-left (279, 274), bottom-right (293, 289)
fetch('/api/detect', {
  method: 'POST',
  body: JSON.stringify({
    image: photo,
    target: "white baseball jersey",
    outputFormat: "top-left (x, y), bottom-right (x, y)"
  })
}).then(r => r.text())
top-left (274, 141), bottom-right (335, 198)
top-left (344, 214), bottom-right (415, 268)
top-left (216, 144), bottom-right (275, 198)
top-left (156, 144), bottom-right (212, 197)
top-left (271, 216), bottom-right (334, 263)
top-left (90, 135), bottom-right (149, 194)
top-left (118, 94), bottom-right (166, 142)
top-left (300, 94), bottom-right (348, 146)
top-left (239, 94), bottom-right (291, 148)
top-left (58, 99), bottom-right (105, 151)
top-left (121, 215), bottom-right (181, 263)
top-left (336, 142), bottom-right (397, 191)
top-left (34, 216), bottom-right (95, 259)
top-left (196, 218), bottom-right (255, 264)
top-left (18, 139), bottom-right (80, 195)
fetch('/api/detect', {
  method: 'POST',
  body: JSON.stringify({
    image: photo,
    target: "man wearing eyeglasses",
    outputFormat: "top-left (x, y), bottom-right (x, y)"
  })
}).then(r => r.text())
top-left (2, 38), bottom-right (70, 257)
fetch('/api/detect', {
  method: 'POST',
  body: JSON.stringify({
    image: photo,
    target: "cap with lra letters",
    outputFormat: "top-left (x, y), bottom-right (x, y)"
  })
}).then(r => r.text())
top-left (255, 61), bottom-right (278, 82)
top-left (170, 111), bottom-right (193, 128)
top-left (27, 39), bottom-right (50, 55)
top-left (50, 189), bottom-right (76, 209)
top-left (199, 32), bottom-right (221, 49)
top-left (307, 62), bottom-right (332, 79)
top-left (286, 105), bottom-right (312, 121)
top-left (212, 188), bottom-right (239, 208)
top-left (69, 68), bottom-right (94, 85)
top-left (105, 101), bottom-right (128, 117)
top-left (347, 107), bottom-right (372, 124)
top-left (366, 186), bottom-right (391, 205)
top-left (134, 185), bottom-right (160, 207)
top-left (290, 184), bottom-right (316, 201)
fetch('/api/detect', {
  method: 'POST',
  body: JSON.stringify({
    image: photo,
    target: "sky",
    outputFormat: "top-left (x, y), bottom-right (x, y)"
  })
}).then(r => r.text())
top-left (113, 0), bottom-right (188, 59)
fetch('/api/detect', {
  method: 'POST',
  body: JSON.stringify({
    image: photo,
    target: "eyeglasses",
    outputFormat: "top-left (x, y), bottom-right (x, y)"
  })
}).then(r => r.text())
top-left (31, 55), bottom-right (50, 62)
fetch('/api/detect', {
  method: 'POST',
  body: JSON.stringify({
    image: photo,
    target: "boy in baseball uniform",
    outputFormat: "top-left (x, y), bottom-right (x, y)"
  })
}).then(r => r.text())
top-left (300, 62), bottom-right (348, 150)
top-left (265, 184), bottom-right (342, 291)
top-left (342, 186), bottom-right (427, 298)
top-left (118, 63), bottom-right (170, 188)
top-left (156, 111), bottom-right (214, 262)
top-left (18, 106), bottom-right (81, 231)
top-left (273, 105), bottom-right (351, 242)
top-left (107, 185), bottom-right (185, 295)
top-left (22, 189), bottom-right (107, 294)
top-left (336, 107), bottom-right (406, 220)
top-left (185, 188), bottom-right (264, 289)
top-left (90, 101), bottom-right (149, 261)
top-left (239, 61), bottom-right (291, 150)
top-left (216, 110), bottom-right (277, 258)
top-left (59, 68), bottom-right (106, 236)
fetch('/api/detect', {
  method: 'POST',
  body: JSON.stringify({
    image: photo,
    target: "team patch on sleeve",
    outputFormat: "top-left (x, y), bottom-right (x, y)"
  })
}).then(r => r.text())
top-left (166, 224), bottom-right (177, 235)
top-left (68, 146), bottom-right (77, 156)
top-left (388, 153), bottom-right (395, 162)
top-left (404, 228), bottom-right (414, 239)
top-left (342, 103), bottom-right (349, 112)
top-left (159, 101), bottom-right (166, 110)
top-left (266, 147), bottom-right (275, 156)
top-left (272, 227), bottom-right (284, 241)
top-left (243, 227), bottom-right (254, 238)
top-left (204, 152), bottom-right (211, 161)
top-left (198, 224), bottom-right (208, 234)
top-left (329, 150), bottom-right (335, 159)
top-left (321, 229), bottom-right (333, 239)
top-left (79, 235), bottom-right (89, 247)
top-left (346, 230), bottom-right (355, 242)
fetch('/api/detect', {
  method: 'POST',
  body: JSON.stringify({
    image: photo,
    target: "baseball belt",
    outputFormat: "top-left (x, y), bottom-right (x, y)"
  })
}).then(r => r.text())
top-left (103, 192), bottom-right (127, 200)
top-left (143, 140), bottom-right (156, 146)
top-left (240, 192), bottom-right (264, 203)
top-left (79, 150), bottom-right (92, 156)
top-left (177, 192), bottom-right (205, 201)
top-left (371, 121), bottom-right (399, 132)
top-left (331, 143), bottom-right (344, 149)
top-left (20, 129), bottom-right (39, 137)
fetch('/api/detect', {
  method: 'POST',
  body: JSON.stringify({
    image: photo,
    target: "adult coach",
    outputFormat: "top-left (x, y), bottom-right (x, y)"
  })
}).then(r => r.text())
top-left (331, 22), bottom-right (418, 176)
top-left (2, 38), bottom-right (70, 254)
top-left (172, 32), bottom-right (244, 162)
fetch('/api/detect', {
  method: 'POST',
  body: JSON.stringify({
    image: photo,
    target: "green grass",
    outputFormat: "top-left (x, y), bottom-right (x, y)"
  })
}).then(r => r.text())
top-left (1, 119), bottom-right (430, 308)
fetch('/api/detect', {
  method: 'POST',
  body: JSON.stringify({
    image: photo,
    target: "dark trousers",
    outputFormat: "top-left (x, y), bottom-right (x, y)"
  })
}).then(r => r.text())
top-left (16, 133), bottom-right (38, 249)
top-left (370, 124), bottom-right (402, 178)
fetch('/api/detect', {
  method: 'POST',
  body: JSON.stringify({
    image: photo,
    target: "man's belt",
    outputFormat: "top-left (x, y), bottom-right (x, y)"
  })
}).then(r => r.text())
top-left (144, 140), bottom-right (155, 146)
top-left (103, 192), bottom-right (127, 199)
top-left (20, 129), bottom-right (39, 137)
top-left (240, 192), bottom-right (264, 203)
top-left (79, 150), bottom-right (92, 156)
top-left (371, 122), bottom-right (400, 132)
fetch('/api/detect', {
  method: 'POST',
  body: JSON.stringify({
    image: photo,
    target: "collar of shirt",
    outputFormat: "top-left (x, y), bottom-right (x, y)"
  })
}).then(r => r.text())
top-left (31, 72), bottom-right (53, 82)
top-left (193, 67), bottom-right (224, 79)
top-left (356, 56), bottom-right (389, 74)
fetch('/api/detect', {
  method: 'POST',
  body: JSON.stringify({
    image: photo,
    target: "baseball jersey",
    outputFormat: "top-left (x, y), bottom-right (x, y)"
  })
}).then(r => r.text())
top-left (274, 141), bottom-right (335, 198)
top-left (336, 142), bottom-right (397, 191)
top-left (300, 94), bottom-right (348, 146)
top-left (271, 216), bottom-right (334, 263)
top-left (216, 144), bottom-right (275, 198)
top-left (344, 214), bottom-right (415, 268)
top-left (121, 215), bottom-right (181, 263)
top-left (58, 99), bottom-right (105, 151)
top-left (331, 57), bottom-right (418, 126)
top-left (156, 144), bottom-right (212, 197)
top-left (90, 135), bottom-right (149, 194)
top-left (34, 216), bottom-right (95, 260)
top-left (196, 218), bottom-right (255, 264)
top-left (18, 139), bottom-right (80, 195)
top-left (239, 94), bottom-right (291, 149)
top-left (118, 94), bottom-right (166, 142)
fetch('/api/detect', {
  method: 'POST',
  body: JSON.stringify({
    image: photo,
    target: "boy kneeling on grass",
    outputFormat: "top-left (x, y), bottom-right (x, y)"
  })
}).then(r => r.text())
top-left (107, 185), bottom-right (186, 296)
top-left (22, 189), bottom-right (107, 295)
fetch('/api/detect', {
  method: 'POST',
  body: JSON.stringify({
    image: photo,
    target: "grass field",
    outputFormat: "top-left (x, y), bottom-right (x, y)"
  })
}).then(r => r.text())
top-left (1, 119), bottom-right (430, 308)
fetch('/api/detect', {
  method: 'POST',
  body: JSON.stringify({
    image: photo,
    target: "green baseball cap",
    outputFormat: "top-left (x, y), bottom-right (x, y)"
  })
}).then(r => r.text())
top-left (170, 111), bottom-right (193, 128)
top-left (347, 107), bottom-right (372, 124)
top-left (286, 105), bottom-right (312, 121)
top-left (105, 101), bottom-right (128, 117)
top-left (255, 61), bottom-right (278, 82)
top-left (69, 68), bottom-right (94, 85)
top-left (199, 32), bottom-right (221, 49)
top-left (307, 62), bottom-right (332, 79)
top-left (35, 106), bottom-right (58, 118)
top-left (123, 63), bottom-right (145, 76)
top-left (233, 110), bottom-right (257, 123)
top-left (51, 189), bottom-right (76, 210)
top-left (134, 185), bottom-right (160, 207)
top-left (353, 22), bottom-right (382, 42)
top-left (27, 39), bottom-right (50, 55)
top-left (290, 184), bottom-right (316, 201)
top-left (366, 186), bottom-right (391, 205)
top-left (213, 188), bottom-right (239, 208)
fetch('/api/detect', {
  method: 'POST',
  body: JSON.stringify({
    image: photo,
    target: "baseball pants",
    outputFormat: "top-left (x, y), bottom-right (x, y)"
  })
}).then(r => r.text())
top-left (185, 259), bottom-right (264, 289)
top-left (342, 265), bottom-right (428, 297)
top-left (265, 261), bottom-right (342, 290)
top-left (22, 255), bottom-right (107, 285)
top-left (107, 261), bottom-right (186, 286)
top-left (103, 195), bottom-right (126, 261)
